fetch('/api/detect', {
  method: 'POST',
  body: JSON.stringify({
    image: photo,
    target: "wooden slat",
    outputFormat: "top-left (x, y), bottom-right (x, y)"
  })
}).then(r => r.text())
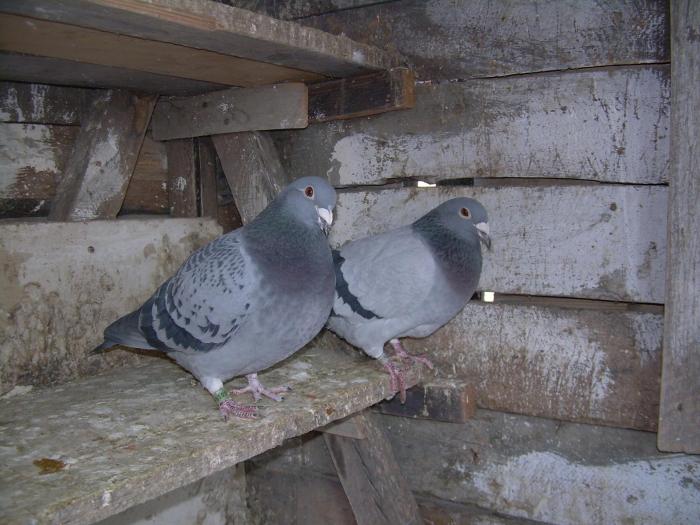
top-left (212, 131), bottom-right (290, 223)
top-left (197, 137), bottom-right (218, 219)
top-left (323, 412), bottom-right (421, 525)
top-left (151, 83), bottom-right (308, 141)
top-left (48, 90), bottom-right (156, 221)
top-left (0, 52), bottom-right (225, 95)
top-left (308, 68), bottom-right (415, 123)
top-left (0, 0), bottom-right (400, 77)
top-left (0, 344), bottom-right (422, 524)
top-left (0, 14), bottom-right (323, 88)
top-left (408, 302), bottom-right (662, 431)
top-left (376, 380), bottom-right (476, 423)
top-left (300, 0), bottom-right (669, 79)
top-left (276, 66), bottom-right (670, 185)
top-left (332, 185), bottom-right (667, 303)
top-left (0, 81), bottom-right (90, 124)
top-left (166, 139), bottom-right (198, 217)
top-left (658, 0), bottom-right (700, 454)
top-left (0, 218), bottom-right (221, 394)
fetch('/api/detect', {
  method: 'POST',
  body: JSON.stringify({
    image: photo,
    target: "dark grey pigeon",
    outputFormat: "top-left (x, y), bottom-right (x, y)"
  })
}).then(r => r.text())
top-left (93, 176), bottom-right (337, 420)
top-left (327, 197), bottom-right (490, 401)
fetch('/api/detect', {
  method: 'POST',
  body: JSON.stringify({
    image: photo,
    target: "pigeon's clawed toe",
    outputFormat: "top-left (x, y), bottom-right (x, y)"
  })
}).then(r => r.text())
top-left (390, 339), bottom-right (435, 370)
top-left (230, 373), bottom-right (290, 402)
top-left (382, 359), bottom-right (407, 403)
top-left (218, 399), bottom-right (258, 421)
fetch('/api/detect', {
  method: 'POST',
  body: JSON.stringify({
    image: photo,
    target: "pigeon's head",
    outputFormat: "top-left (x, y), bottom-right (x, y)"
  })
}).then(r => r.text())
top-left (283, 176), bottom-right (337, 235)
top-left (420, 197), bottom-right (491, 250)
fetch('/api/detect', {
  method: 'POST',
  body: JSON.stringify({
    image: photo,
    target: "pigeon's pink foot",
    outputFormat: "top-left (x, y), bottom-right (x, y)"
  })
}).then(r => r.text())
top-left (230, 373), bottom-right (290, 402)
top-left (382, 359), bottom-right (407, 403)
top-left (218, 399), bottom-right (257, 421)
top-left (390, 338), bottom-right (434, 370)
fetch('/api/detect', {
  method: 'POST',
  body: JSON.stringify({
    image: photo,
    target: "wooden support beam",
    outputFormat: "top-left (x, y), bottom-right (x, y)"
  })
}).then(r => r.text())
top-left (323, 412), bottom-right (421, 525)
top-left (197, 137), bottom-right (218, 219)
top-left (308, 68), bottom-right (415, 123)
top-left (151, 83), bottom-right (309, 141)
top-left (212, 131), bottom-right (289, 223)
top-left (658, 0), bottom-right (700, 453)
top-left (376, 380), bottom-right (476, 423)
top-left (320, 415), bottom-right (367, 439)
top-left (48, 90), bottom-right (156, 221)
top-left (166, 139), bottom-right (198, 218)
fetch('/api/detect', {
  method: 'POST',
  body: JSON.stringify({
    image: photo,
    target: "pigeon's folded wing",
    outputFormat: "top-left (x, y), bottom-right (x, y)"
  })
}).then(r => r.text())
top-left (335, 227), bottom-right (438, 320)
top-left (139, 232), bottom-right (262, 353)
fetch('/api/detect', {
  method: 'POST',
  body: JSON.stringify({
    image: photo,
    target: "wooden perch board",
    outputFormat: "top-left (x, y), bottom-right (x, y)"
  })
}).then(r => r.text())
top-left (0, 0), bottom-right (400, 91)
top-left (0, 344), bottom-right (422, 525)
top-left (48, 90), bottom-right (156, 221)
top-left (152, 84), bottom-right (309, 141)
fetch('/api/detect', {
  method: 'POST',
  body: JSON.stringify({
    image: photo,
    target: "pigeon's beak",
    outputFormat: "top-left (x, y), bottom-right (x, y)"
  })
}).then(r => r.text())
top-left (316, 207), bottom-right (333, 236)
top-left (475, 222), bottom-right (491, 251)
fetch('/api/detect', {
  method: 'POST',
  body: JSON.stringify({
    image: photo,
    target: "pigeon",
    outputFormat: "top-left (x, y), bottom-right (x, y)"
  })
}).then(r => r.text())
top-left (92, 176), bottom-right (337, 420)
top-left (327, 197), bottom-right (490, 401)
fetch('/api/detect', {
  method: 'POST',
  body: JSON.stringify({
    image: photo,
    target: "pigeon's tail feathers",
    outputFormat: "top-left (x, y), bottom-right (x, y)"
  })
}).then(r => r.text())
top-left (98, 309), bottom-right (159, 352)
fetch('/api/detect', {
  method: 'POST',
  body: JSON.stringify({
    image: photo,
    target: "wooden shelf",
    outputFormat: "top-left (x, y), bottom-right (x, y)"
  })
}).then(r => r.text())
top-left (0, 0), bottom-right (402, 94)
top-left (0, 340), bottom-right (421, 525)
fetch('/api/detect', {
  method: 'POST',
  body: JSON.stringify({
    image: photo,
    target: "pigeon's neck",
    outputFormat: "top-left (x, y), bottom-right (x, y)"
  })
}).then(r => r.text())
top-left (412, 217), bottom-right (482, 287)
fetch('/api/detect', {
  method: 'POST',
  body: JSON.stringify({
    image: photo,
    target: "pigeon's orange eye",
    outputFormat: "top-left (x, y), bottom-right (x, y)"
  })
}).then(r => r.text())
top-left (459, 207), bottom-right (471, 219)
top-left (304, 186), bottom-right (314, 198)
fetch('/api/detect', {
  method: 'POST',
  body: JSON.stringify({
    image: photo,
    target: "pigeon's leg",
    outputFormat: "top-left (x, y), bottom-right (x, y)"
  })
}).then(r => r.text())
top-left (378, 355), bottom-right (407, 403)
top-left (202, 377), bottom-right (257, 421)
top-left (229, 373), bottom-right (290, 402)
top-left (389, 338), bottom-right (434, 370)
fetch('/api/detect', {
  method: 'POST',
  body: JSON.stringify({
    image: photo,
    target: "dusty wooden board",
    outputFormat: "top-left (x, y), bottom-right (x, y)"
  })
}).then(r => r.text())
top-left (404, 301), bottom-right (663, 431)
top-left (0, 14), bottom-right (323, 88)
top-left (658, 0), bottom-right (700, 454)
top-left (0, 0), bottom-right (400, 77)
top-left (228, 0), bottom-right (392, 21)
top-left (323, 412), bottom-right (421, 525)
top-left (197, 137), bottom-right (219, 219)
top-left (299, 0), bottom-right (669, 80)
top-left (252, 412), bottom-right (700, 525)
top-left (308, 68), bottom-right (415, 123)
top-left (275, 66), bottom-right (670, 185)
top-left (0, 81), bottom-right (91, 124)
top-left (0, 52), bottom-right (225, 95)
top-left (213, 131), bottom-right (291, 223)
top-left (166, 139), bottom-right (198, 217)
top-left (331, 185), bottom-right (668, 303)
top-left (0, 218), bottom-right (221, 395)
top-left (0, 126), bottom-right (169, 218)
top-left (0, 344), bottom-right (422, 525)
top-left (152, 83), bottom-right (309, 141)
top-left (376, 379), bottom-right (476, 423)
top-left (49, 90), bottom-right (156, 221)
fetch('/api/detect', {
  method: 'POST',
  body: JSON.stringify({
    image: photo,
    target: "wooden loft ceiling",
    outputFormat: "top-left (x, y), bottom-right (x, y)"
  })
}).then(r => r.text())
top-left (0, 0), bottom-right (402, 94)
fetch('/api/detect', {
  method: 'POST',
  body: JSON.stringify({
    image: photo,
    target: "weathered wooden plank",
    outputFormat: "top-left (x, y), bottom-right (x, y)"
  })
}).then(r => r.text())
top-left (227, 0), bottom-right (393, 21)
top-left (213, 131), bottom-right (290, 223)
top-left (323, 412), bottom-right (421, 525)
top-left (276, 66), bottom-right (670, 185)
top-left (197, 137), bottom-right (219, 219)
top-left (408, 302), bottom-right (662, 431)
top-left (0, 218), bottom-right (221, 395)
top-left (308, 68), bottom-right (415, 123)
top-left (0, 52), bottom-right (225, 95)
top-left (152, 83), bottom-right (308, 141)
top-left (320, 415), bottom-right (367, 439)
top-left (166, 139), bottom-right (198, 217)
top-left (253, 412), bottom-right (700, 525)
top-left (0, 124), bottom-right (168, 218)
top-left (332, 185), bottom-right (667, 303)
top-left (299, 0), bottom-right (669, 79)
top-left (0, 0), bottom-right (400, 77)
top-left (658, 0), bottom-right (700, 454)
top-left (0, 81), bottom-right (90, 124)
top-left (376, 380), bottom-right (476, 424)
top-left (48, 90), bottom-right (156, 221)
top-left (0, 14), bottom-right (323, 88)
top-left (0, 344), bottom-right (422, 525)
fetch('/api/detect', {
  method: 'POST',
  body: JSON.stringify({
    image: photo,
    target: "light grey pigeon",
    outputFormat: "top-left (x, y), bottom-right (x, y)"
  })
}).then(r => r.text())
top-left (327, 197), bottom-right (490, 401)
top-left (92, 176), bottom-right (337, 420)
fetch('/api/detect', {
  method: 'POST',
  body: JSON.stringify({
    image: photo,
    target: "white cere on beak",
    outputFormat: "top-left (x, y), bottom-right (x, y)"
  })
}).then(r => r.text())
top-left (317, 207), bottom-right (333, 227)
top-left (475, 222), bottom-right (489, 236)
